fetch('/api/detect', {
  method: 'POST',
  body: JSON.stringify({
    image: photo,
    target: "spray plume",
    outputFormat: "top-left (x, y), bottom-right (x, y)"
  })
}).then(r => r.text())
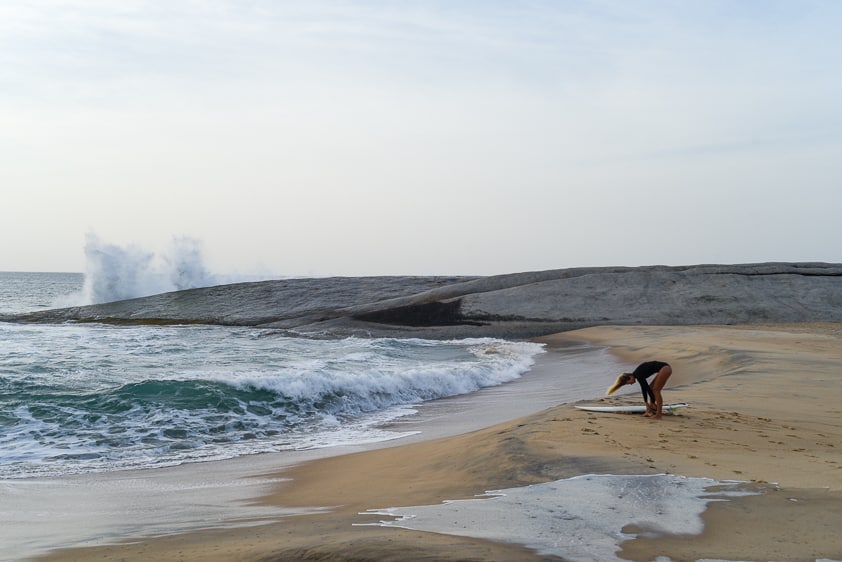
top-left (79, 234), bottom-right (218, 305)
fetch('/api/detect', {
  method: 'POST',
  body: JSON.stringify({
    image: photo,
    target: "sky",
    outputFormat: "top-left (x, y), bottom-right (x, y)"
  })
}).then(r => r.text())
top-left (2, 0), bottom-right (841, 277)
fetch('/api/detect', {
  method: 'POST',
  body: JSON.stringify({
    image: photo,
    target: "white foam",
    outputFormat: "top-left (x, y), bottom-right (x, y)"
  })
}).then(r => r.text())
top-left (209, 338), bottom-right (544, 416)
top-left (362, 474), bottom-right (759, 562)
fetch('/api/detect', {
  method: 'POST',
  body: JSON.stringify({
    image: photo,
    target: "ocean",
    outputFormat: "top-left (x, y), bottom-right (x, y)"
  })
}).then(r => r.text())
top-left (0, 271), bottom-right (561, 480)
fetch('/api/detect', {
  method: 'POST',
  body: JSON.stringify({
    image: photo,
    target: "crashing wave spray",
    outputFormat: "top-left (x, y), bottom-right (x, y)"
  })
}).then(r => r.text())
top-left (78, 234), bottom-right (219, 305)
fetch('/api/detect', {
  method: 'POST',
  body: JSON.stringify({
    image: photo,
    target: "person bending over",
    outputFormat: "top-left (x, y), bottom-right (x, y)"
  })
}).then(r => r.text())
top-left (606, 361), bottom-right (673, 419)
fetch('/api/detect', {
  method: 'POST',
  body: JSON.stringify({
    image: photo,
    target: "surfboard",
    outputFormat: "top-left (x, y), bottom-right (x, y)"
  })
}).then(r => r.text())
top-left (575, 402), bottom-right (689, 414)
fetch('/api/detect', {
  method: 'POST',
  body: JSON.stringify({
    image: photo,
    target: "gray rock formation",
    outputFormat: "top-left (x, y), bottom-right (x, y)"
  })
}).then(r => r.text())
top-left (6, 263), bottom-right (842, 339)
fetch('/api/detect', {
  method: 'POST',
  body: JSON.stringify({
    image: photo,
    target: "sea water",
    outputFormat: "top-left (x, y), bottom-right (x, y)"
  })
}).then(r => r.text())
top-left (1, 272), bottom-right (549, 479)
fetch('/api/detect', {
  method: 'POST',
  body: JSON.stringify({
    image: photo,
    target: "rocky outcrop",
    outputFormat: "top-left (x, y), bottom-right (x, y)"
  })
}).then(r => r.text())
top-left (7, 263), bottom-right (842, 339)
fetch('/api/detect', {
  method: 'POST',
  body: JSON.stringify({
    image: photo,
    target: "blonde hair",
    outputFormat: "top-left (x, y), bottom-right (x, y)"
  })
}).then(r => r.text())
top-left (606, 373), bottom-right (633, 395)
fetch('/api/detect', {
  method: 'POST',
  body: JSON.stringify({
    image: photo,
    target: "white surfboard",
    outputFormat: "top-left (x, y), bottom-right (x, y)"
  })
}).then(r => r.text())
top-left (575, 402), bottom-right (689, 414)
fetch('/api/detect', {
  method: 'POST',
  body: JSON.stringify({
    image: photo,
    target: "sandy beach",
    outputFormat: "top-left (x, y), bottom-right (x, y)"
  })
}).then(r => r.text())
top-left (37, 324), bottom-right (842, 561)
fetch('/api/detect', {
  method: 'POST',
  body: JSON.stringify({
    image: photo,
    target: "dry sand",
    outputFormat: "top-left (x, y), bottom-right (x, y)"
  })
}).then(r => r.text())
top-left (38, 324), bottom-right (842, 562)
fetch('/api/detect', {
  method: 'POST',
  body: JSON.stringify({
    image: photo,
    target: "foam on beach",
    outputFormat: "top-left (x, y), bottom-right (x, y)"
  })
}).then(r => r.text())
top-left (362, 473), bottom-right (761, 562)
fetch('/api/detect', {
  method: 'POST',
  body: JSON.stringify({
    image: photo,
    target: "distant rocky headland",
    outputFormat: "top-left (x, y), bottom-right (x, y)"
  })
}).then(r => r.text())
top-left (6, 263), bottom-right (842, 339)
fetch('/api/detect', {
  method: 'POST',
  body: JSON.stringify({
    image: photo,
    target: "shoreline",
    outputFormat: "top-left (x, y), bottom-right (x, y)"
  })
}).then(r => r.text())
top-left (35, 324), bottom-right (842, 561)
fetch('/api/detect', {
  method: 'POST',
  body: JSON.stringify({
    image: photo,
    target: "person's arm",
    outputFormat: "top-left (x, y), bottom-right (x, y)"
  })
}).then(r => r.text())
top-left (638, 376), bottom-right (656, 405)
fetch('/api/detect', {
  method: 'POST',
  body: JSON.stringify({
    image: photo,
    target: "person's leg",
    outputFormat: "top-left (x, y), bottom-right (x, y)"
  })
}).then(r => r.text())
top-left (643, 396), bottom-right (656, 417)
top-left (650, 365), bottom-right (673, 419)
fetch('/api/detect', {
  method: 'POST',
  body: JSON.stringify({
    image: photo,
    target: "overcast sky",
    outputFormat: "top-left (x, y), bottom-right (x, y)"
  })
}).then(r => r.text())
top-left (3, 1), bottom-right (841, 276)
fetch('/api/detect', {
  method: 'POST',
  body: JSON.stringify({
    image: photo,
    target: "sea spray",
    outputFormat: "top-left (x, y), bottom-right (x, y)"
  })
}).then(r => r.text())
top-left (42, 235), bottom-right (282, 308)
top-left (164, 236), bottom-right (217, 291)
top-left (78, 234), bottom-right (218, 305)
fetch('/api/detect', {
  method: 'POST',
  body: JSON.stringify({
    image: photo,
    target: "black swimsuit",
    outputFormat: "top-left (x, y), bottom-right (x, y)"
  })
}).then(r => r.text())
top-left (632, 361), bottom-right (670, 405)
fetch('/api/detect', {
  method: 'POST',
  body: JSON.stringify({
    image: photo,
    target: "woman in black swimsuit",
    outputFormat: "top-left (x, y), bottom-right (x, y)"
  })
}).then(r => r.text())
top-left (607, 361), bottom-right (673, 419)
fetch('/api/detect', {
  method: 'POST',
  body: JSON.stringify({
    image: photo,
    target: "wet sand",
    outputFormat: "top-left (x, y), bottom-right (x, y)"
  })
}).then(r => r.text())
top-left (37, 324), bottom-right (842, 561)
